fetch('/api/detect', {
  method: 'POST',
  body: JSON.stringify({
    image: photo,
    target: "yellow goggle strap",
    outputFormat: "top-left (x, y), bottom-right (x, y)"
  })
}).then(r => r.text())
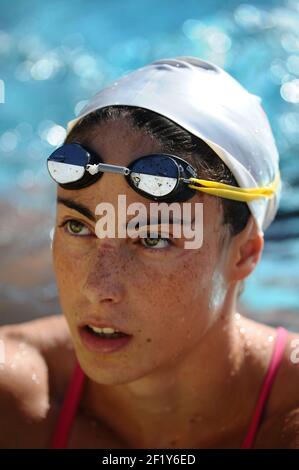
top-left (185, 172), bottom-right (281, 203)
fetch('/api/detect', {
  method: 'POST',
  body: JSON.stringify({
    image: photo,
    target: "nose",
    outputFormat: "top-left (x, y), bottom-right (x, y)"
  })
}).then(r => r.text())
top-left (83, 245), bottom-right (126, 305)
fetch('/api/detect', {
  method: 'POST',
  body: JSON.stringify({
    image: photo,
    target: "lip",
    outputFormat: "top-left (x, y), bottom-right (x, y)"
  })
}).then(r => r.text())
top-left (79, 325), bottom-right (133, 354)
top-left (78, 318), bottom-right (131, 335)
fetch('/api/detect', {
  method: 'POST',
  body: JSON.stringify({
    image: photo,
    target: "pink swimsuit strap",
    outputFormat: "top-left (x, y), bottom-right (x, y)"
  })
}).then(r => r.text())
top-left (50, 360), bottom-right (85, 449)
top-left (50, 327), bottom-right (288, 449)
top-left (241, 326), bottom-right (288, 448)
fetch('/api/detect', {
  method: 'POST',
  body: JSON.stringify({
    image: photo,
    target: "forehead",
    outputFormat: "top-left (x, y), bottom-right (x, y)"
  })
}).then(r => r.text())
top-left (78, 118), bottom-right (165, 168)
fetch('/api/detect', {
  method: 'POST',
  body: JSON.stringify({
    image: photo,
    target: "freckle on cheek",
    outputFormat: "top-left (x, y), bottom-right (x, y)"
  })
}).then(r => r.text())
top-left (146, 338), bottom-right (152, 343)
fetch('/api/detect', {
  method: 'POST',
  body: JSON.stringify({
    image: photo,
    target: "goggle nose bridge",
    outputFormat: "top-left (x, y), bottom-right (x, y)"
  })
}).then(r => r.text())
top-left (86, 163), bottom-right (130, 176)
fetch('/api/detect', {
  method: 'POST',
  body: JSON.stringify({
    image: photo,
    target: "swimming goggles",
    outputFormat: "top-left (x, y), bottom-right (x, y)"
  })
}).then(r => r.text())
top-left (47, 143), bottom-right (280, 203)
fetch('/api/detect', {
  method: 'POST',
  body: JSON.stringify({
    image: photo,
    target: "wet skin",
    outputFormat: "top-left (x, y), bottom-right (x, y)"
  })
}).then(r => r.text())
top-left (0, 119), bottom-right (299, 448)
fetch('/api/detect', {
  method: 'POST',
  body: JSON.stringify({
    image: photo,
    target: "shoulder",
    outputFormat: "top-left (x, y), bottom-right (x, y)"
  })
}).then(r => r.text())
top-left (0, 315), bottom-right (76, 447)
top-left (255, 328), bottom-right (299, 448)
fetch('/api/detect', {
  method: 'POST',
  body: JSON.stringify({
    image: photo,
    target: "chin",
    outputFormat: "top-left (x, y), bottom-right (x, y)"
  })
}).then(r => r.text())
top-left (81, 359), bottom-right (152, 385)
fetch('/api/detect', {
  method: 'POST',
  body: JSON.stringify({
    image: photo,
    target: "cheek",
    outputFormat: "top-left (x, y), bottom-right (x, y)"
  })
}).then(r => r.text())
top-left (52, 232), bottom-right (90, 306)
top-left (132, 251), bottom-right (217, 340)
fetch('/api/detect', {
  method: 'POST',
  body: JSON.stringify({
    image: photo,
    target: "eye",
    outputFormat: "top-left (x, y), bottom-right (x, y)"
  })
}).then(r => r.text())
top-left (60, 219), bottom-right (92, 236)
top-left (139, 234), bottom-right (171, 250)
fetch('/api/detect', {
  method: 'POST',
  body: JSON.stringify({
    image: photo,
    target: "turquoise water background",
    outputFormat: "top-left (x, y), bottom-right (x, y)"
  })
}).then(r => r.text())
top-left (0, 0), bottom-right (298, 317)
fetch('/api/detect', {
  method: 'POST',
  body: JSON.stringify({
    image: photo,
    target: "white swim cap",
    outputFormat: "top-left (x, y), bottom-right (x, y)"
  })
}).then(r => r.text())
top-left (67, 56), bottom-right (281, 233)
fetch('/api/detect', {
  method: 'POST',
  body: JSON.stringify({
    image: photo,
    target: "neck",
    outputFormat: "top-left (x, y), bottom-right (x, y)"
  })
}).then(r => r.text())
top-left (81, 288), bottom-right (253, 448)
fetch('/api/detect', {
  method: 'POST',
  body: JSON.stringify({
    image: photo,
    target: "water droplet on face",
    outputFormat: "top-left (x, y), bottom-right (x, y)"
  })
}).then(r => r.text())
top-left (234, 313), bottom-right (241, 321)
top-left (32, 373), bottom-right (40, 384)
top-left (240, 327), bottom-right (246, 335)
top-left (268, 335), bottom-right (274, 342)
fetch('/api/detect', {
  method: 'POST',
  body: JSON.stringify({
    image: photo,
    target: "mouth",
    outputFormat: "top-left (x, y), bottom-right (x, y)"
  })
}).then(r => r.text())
top-left (78, 322), bottom-right (133, 353)
top-left (85, 324), bottom-right (128, 338)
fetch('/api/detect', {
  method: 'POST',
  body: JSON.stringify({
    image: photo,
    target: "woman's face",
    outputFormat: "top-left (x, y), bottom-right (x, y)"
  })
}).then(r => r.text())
top-left (52, 118), bottom-right (229, 384)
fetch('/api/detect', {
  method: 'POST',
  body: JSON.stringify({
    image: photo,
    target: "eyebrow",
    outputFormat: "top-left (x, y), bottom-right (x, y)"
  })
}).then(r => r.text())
top-left (57, 196), bottom-right (195, 228)
top-left (57, 197), bottom-right (96, 222)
